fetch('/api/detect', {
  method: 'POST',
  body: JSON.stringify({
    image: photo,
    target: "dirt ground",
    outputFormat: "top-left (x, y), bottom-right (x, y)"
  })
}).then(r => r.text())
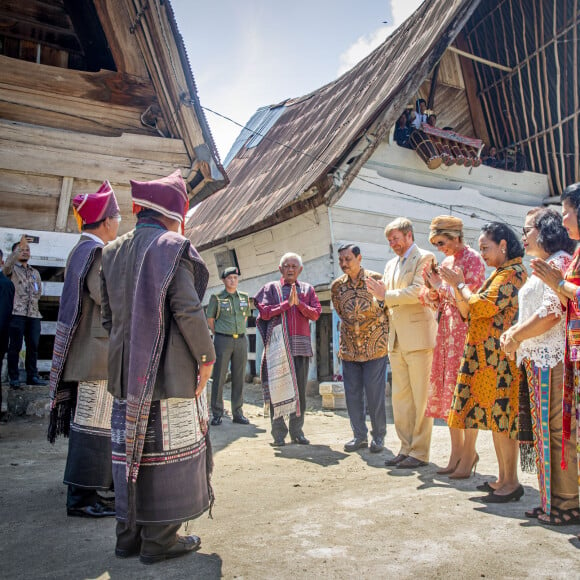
top-left (1, 382), bottom-right (580, 580)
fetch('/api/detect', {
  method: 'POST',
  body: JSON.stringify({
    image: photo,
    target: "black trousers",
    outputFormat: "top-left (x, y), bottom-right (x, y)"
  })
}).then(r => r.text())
top-left (270, 355), bottom-right (309, 440)
top-left (0, 323), bottom-right (9, 410)
top-left (7, 315), bottom-right (41, 382)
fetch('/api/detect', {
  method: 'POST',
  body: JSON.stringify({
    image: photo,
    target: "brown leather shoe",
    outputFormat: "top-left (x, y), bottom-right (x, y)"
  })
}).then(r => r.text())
top-left (396, 456), bottom-right (428, 469)
top-left (140, 535), bottom-right (201, 565)
top-left (384, 453), bottom-right (408, 466)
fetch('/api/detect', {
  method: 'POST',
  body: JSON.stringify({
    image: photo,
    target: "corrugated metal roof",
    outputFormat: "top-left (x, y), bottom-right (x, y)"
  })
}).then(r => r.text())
top-left (186, 0), bottom-right (481, 249)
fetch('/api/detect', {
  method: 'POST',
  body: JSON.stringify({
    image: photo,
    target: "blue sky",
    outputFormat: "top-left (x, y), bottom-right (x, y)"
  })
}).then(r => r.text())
top-left (171, 0), bottom-right (423, 160)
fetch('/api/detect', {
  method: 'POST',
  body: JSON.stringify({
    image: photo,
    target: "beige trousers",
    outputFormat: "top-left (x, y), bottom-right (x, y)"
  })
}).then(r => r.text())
top-left (389, 347), bottom-right (434, 462)
top-left (549, 363), bottom-right (579, 511)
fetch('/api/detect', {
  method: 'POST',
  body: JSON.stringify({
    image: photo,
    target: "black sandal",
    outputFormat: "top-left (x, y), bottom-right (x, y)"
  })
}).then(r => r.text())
top-left (210, 416), bottom-right (222, 426)
top-left (525, 506), bottom-right (544, 518)
top-left (538, 507), bottom-right (580, 526)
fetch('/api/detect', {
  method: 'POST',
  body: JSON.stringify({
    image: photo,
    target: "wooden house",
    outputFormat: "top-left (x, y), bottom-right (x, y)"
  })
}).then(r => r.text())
top-left (186, 0), bottom-right (579, 384)
top-left (0, 0), bottom-right (228, 374)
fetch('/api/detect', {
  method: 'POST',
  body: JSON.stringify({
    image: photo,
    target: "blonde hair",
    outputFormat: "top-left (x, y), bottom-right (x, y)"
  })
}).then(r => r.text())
top-left (384, 217), bottom-right (414, 239)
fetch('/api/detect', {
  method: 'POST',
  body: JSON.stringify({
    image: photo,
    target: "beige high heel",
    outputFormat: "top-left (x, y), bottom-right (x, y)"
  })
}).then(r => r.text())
top-left (436, 459), bottom-right (460, 475)
top-left (448, 454), bottom-right (479, 479)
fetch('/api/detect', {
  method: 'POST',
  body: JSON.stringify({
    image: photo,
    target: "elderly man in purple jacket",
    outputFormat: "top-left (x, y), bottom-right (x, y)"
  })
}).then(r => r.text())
top-left (255, 252), bottom-right (321, 447)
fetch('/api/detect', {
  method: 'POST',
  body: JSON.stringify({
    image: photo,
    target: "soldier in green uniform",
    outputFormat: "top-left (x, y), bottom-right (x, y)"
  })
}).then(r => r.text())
top-left (206, 267), bottom-right (251, 425)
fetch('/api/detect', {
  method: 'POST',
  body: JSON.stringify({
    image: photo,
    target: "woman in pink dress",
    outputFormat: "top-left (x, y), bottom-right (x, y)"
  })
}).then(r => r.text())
top-left (420, 216), bottom-right (485, 475)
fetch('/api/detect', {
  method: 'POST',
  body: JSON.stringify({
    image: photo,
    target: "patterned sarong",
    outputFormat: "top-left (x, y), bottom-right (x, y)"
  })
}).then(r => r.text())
top-left (523, 360), bottom-right (552, 514)
top-left (63, 380), bottom-right (114, 489)
top-left (257, 283), bottom-right (299, 419)
top-left (111, 391), bottom-right (210, 524)
top-left (112, 224), bottom-right (211, 524)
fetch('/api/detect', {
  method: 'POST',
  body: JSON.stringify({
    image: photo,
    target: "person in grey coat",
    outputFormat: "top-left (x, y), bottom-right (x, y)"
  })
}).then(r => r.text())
top-left (48, 182), bottom-right (121, 518)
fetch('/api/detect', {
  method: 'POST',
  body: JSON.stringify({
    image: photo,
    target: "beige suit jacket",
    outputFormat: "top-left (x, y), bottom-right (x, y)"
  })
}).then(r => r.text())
top-left (383, 244), bottom-right (437, 352)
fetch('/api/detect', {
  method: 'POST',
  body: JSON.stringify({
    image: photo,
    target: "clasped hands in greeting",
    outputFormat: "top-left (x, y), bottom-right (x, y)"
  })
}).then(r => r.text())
top-left (288, 284), bottom-right (300, 306)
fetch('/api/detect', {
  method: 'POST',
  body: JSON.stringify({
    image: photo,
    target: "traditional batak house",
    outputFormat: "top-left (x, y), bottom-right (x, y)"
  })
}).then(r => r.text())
top-left (187, 0), bottom-right (579, 394)
top-left (0, 0), bottom-right (227, 375)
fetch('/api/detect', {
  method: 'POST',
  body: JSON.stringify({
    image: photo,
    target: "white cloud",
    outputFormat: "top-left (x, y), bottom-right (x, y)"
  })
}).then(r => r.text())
top-left (337, 0), bottom-right (424, 76)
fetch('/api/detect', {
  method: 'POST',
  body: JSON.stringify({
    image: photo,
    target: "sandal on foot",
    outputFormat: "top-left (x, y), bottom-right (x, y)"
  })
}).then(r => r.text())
top-left (525, 506), bottom-right (544, 519)
top-left (538, 507), bottom-right (580, 526)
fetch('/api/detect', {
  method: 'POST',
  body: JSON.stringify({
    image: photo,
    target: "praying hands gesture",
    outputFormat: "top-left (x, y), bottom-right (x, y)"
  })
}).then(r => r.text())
top-left (289, 284), bottom-right (300, 306)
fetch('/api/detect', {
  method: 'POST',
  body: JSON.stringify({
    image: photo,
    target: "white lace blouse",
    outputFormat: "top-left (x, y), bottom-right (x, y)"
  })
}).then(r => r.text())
top-left (517, 251), bottom-right (572, 368)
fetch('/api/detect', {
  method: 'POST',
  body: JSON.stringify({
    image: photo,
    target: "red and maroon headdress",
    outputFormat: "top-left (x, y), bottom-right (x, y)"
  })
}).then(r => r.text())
top-left (72, 181), bottom-right (120, 231)
top-left (130, 170), bottom-right (189, 231)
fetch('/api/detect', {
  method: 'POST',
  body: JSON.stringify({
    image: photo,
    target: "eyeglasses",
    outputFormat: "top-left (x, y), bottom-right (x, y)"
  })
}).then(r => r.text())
top-left (522, 226), bottom-right (534, 236)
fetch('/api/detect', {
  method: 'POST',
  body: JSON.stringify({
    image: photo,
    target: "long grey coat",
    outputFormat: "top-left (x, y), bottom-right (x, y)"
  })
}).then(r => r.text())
top-left (100, 226), bottom-right (215, 401)
top-left (62, 236), bottom-right (109, 381)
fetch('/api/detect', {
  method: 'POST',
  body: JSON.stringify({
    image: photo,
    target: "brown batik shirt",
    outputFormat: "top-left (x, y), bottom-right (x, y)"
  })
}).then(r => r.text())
top-left (3, 252), bottom-right (42, 318)
top-left (331, 268), bottom-right (389, 362)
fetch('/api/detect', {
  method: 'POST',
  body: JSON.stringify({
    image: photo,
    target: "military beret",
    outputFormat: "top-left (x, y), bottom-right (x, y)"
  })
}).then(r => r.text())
top-left (221, 266), bottom-right (239, 279)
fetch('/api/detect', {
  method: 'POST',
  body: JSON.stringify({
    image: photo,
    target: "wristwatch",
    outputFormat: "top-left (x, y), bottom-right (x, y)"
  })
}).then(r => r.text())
top-left (457, 282), bottom-right (466, 291)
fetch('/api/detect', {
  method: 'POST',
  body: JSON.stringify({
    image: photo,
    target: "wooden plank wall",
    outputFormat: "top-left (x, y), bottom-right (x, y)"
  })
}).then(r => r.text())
top-left (0, 54), bottom-right (160, 136)
top-left (0, 119), bottom-right (191, 231)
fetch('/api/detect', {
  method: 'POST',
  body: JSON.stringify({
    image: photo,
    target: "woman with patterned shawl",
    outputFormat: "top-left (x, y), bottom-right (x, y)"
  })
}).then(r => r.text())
top-left (533, 183), bottom-right (580, 537)
top-left (48, 182), bottom-right (120, 518)
top-left (420, 215), bottom-right (485, 475)
top-left (501, 207), bottom-right (578, 525)
top-left (100, 170), bottom-right (216, 565)
top-left (441, 222), bottom-right (527, 501)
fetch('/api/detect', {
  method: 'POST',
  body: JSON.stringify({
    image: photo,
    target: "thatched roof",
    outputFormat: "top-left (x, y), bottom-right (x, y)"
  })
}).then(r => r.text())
top-left (187, 0), bottom-right (580, 249)
top-left (186, 0), bottom-right (480, 248)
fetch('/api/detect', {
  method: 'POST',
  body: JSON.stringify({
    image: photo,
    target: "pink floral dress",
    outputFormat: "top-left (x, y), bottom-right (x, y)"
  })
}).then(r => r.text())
top-left (420, 246), bottom-right (486, 419)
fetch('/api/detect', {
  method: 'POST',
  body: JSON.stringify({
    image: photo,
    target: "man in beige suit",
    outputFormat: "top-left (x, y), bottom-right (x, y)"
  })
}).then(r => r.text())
top-left (367, 217), bottom-right (437, 468)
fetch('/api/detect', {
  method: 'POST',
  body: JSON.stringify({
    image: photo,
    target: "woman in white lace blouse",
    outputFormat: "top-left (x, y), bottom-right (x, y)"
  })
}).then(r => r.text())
top-left (501, 208), bottom-right (579, 525)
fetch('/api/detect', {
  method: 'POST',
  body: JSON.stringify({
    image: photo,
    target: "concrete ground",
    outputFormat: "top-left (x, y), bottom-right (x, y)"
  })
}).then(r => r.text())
top-left (1, 382), bottom-right (579, 580)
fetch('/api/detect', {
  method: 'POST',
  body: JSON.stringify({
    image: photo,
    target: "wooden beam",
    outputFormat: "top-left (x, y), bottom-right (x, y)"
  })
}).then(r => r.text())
top-left (55, 177), bottom-right (74, 232)
top-left (92, 0), bottom-right (149, 77)
top-left (0, 54), bottom-right (156, 107)
top-left (1, 119), bottom-right (190, 163)
top-left (447, 46), bottom-right (513, 73)
top-left (427, 62), bottom-right (440, 111)
top-left (454, 33), bottom-right (489, 144)
top-left (0, 138), bottom-right (187, 183)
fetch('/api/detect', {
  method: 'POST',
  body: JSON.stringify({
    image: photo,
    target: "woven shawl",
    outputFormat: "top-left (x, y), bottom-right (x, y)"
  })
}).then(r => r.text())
top-left (47, 238), bottom-right (101, 443)
top-left (123, 228), bottom-right (209, 488)
top-left (256, 282), bottom-right (299, 418)
top-left (562, 247), bottom-right (580, 468)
